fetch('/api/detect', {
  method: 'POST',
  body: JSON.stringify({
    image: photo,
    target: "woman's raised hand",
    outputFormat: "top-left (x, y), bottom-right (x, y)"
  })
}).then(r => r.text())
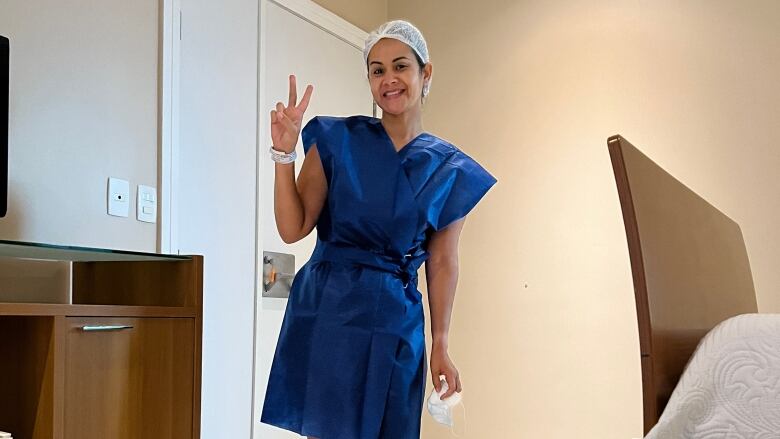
top-left (270, 74), bottom-right (314, 153)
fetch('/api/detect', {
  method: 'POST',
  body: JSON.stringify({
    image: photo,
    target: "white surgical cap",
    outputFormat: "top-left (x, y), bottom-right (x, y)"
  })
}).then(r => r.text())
top-left (363, 20), bottom-right (430, 67)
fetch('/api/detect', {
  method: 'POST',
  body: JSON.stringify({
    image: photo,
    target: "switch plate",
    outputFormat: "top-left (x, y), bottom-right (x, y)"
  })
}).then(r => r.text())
top-left (137, 185), bottom-right (157, 223)
top-left (107, 177), bottom-right (130, 217)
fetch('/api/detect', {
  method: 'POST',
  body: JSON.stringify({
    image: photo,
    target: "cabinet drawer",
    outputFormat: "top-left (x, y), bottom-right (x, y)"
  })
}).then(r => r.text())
top-left (64, 317), bottom-right (195, 439)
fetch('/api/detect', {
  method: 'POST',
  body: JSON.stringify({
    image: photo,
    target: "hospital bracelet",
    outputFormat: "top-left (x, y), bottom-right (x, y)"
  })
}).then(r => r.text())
top-left (269, 146), bottom-right (297, 164)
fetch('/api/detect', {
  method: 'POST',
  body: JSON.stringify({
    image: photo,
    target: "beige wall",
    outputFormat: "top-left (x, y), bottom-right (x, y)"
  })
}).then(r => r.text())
top-left (390, 0), bottom-right (780, 438)
top-left (312, 0), bottom-right (387, 32)
top-left (0, 0), bottom-right (158, 251)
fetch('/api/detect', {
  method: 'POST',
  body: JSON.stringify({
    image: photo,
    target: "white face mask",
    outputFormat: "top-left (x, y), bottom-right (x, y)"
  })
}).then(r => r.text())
top-left (426, 378), bottom-right (466, 435)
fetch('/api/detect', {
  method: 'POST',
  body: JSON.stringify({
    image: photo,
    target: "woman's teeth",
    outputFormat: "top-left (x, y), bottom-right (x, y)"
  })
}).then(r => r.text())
top-left (385, 90), bottom-right (404, 97)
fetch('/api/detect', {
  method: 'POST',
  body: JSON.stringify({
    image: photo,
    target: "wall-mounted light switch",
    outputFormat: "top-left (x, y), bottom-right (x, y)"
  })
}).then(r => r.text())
top-left (137, 185), bottom-right (157, 223)
top-left (107, 177), bottom-right (130, 217)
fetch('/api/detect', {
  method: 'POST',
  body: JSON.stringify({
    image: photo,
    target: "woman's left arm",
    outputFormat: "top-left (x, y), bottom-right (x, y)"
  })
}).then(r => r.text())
top-left (425, 216), bottom-right (466, 399)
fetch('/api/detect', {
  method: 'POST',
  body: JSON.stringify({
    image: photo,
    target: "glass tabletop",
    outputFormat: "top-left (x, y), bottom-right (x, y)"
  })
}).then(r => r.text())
top-left (0, 239), bottom-right (192, 262)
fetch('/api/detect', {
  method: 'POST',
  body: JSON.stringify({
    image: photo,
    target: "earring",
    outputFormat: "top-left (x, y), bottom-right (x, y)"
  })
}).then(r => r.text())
top-left (422, 82), bottom-right (430, 97)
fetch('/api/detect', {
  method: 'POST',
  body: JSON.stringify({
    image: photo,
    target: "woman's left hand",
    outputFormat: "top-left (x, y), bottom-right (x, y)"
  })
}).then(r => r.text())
top-left (430, 345), bottom-right (462, 399)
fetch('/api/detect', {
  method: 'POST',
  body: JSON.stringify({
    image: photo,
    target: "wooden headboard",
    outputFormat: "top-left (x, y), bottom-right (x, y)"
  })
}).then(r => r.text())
top-left (607, 135), bottom-right (758, 434)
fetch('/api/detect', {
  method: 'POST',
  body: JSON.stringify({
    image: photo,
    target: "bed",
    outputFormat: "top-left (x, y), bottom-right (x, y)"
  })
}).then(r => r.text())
top-left (607, 136), bottom-right (779, 437)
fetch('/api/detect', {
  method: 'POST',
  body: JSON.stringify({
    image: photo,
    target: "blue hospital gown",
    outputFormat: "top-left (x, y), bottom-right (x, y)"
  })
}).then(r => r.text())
top-left (260, 115), bottom-right (497, 439)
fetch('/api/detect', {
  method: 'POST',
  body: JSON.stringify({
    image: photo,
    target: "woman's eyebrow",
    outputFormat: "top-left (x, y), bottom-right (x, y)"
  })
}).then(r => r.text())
top-left (369, 56), bottom-right (411, 66)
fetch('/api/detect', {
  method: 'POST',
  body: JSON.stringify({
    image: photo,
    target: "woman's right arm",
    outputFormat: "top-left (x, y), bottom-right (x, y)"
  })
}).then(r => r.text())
top-left (270, 74), bottom-right (327, 244)
top-left (273, 145), bottom-right (327, 244)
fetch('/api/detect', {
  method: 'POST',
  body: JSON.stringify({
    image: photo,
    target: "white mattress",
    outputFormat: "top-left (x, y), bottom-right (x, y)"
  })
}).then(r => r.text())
top-left (645, 313), bottom-right (780, 438)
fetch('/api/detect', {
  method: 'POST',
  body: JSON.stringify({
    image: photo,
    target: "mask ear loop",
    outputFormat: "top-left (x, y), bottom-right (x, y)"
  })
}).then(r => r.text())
top-left (450, 399), bottom-right (466, 437)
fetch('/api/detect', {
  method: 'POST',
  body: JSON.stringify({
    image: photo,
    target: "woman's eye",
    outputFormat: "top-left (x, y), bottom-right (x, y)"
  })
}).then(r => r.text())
top-left (395, 64), bottom-right (407, 70)
top-left (373, 69), bottom-right (383, 75)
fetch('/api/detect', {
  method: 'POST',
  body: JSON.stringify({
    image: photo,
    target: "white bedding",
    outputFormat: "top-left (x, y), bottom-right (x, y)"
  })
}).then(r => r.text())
top-left (645, 313), bottom-right (780, 439)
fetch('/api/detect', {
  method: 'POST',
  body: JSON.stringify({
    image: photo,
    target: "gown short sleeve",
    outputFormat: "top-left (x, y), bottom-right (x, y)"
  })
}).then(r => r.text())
top-left (424, 150), bottom-right (497, 231)
top-left (300, 115), bottom-right (334, 181)
top-left (301, 115), bottom-right (324, 155)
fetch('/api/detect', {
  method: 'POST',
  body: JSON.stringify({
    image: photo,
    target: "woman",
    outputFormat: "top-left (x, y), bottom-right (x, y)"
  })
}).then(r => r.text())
top-left (260, 20), bottom-right (496, 439)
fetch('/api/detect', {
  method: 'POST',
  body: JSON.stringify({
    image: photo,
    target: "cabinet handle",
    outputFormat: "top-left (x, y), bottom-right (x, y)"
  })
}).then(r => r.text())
top-left (80, 325), bottom-right (134, 332)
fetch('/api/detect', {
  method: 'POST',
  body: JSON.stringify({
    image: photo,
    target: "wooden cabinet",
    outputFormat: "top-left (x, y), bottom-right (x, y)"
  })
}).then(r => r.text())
top-left (0, 240), bottom-right (202, 439)
top-left (64, 317), bottom-right (195, 439)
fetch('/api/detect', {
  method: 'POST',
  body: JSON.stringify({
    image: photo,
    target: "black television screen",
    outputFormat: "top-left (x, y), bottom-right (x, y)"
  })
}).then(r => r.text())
top-left (1, 35), bottom-right (7, 217)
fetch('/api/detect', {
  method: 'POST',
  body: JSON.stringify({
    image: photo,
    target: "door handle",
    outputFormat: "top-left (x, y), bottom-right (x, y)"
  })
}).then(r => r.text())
top-left (80, 325), bottom-right (134, 332)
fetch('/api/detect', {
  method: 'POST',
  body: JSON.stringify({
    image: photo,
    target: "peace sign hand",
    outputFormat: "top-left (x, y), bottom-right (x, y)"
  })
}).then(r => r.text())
top-left (270, 74), bottom-right (314, 153)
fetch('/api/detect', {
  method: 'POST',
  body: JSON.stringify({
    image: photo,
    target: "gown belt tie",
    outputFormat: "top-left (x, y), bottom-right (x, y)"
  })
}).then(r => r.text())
top-left (310, 241), bottom-right (429, 302)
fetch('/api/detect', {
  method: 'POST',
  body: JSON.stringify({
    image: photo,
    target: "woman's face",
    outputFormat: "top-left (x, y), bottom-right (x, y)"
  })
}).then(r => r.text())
top-left (367, 38), bottom-right (432, 116)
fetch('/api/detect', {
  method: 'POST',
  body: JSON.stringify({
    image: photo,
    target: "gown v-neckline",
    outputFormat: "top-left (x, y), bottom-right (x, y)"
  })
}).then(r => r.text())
top-left (370, 116), bottom-right (428, 156)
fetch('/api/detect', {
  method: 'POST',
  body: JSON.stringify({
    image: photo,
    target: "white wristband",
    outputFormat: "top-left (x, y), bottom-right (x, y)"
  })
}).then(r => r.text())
top-left (269, 146), bottom-right (296, 164)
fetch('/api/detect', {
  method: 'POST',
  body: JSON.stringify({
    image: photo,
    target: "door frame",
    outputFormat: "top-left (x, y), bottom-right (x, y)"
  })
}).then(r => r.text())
top-left (159, 0), bottom-right (181, 254)
top-left (251, 1), bottom-right (367, 437)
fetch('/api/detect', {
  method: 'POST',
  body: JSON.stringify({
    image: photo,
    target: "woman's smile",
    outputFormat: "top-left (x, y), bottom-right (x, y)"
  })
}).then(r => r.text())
top-left (383, 88), bottom-right (406, 99)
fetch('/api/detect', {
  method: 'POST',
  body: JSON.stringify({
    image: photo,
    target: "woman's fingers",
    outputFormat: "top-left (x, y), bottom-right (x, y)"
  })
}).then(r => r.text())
top-left (298, 84), bottom-right (314, 112)
top-left (283, 105), bottom-right (297, 120)
top-left (270, 110), bottom-right (282, 143)
top-left (287, 75), bottom-right (297, 109)
top-left (442, 374), bottom-right (457, 399)
top-left (431, 368), bottom-right (444, 392)
top-left (278, 111), bottom-right (297, 134)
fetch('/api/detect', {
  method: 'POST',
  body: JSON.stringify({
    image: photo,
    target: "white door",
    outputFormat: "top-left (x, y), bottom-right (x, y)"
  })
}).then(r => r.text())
top-left (252, 1), bottom-right (372, 437)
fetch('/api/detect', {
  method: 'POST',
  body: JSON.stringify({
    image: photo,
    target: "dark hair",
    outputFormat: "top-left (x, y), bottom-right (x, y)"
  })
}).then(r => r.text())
top-left (412, 51), bottom-right (426, 71)
top-left (412, 52), bottom-right (429, 103)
